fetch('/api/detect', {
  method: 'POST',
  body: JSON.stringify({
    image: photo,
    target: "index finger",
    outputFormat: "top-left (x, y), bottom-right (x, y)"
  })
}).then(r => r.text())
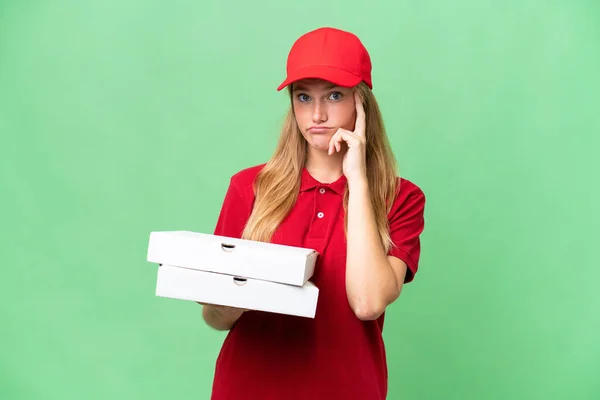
top-left (354, 90), bottom-right (366, 137)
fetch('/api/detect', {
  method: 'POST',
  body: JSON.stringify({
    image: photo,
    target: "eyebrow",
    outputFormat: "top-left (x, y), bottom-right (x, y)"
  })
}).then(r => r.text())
top-left (292, 83), bottom-right (338, 92)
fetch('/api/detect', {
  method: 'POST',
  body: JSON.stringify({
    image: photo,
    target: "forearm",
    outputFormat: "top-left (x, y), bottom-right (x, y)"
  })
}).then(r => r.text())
top-left (202, 304), bottom-right (245, 331)
top-left (345, 178), bottom-right (400, 320)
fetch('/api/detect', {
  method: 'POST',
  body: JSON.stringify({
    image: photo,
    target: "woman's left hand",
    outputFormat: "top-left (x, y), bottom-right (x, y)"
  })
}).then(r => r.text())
top-left (328, 91), bottom-right (368, 185)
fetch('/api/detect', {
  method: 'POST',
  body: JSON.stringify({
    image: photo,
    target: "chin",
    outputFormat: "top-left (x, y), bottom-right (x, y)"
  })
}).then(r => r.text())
top-left (307, 135), bottom-right (332, 152)
top-left (308, 144), bottom-right (329, 153)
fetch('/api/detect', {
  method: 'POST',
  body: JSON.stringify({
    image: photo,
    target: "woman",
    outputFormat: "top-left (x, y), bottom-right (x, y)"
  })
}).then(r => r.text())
top-left (202, 27), bottom-right (426, 399)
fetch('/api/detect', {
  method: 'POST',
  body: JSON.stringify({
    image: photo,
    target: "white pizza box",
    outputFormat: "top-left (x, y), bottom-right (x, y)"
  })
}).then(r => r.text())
top-left (147, 231), bottom-right (318, 286)
top-left (155, 264), bottom-right (319, 318)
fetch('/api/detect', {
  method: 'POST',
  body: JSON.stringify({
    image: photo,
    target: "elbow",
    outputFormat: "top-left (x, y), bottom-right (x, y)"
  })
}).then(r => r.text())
top-left (347, 275), bottom-right (403, 321)
top-left (350, 289), bottom-right (402, 321)
top-left (352, 300), bottom-right (386, 321)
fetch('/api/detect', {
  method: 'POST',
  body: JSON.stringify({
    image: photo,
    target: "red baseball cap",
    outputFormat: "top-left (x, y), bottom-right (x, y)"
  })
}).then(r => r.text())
top-left (277, 27), bottom-right (373, 91)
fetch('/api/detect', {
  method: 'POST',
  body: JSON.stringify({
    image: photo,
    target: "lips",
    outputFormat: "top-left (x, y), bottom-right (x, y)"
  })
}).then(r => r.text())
top-left (308, 126), bottom-right (334, 133)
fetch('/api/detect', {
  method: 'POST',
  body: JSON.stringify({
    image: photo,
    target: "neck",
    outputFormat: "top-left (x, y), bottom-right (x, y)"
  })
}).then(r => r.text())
top-left (305, 147), bottom-right (345, 183)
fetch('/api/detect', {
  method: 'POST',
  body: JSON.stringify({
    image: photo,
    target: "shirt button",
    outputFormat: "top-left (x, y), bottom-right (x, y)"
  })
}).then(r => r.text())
top-left (319, 188), bottom-right (326, 194)
top-left (317, 212), bottom-right (324, 218)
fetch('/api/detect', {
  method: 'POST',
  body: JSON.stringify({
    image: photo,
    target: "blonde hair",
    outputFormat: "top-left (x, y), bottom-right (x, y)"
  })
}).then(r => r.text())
top-left (241, 82), bottom-right (399, 252)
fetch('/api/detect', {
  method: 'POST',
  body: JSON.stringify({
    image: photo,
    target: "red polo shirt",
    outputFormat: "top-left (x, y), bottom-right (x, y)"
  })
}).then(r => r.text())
top-left (209, 164), bottom-right (425, 400)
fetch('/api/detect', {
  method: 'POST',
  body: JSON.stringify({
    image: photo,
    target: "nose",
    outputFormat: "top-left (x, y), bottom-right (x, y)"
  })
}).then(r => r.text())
top-left (311, 100), bottom-right (327, 124)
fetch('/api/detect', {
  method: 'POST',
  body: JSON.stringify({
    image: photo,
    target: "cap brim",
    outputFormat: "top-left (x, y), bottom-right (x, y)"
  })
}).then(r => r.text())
top-left (276, 65), bottom-right (363, 91)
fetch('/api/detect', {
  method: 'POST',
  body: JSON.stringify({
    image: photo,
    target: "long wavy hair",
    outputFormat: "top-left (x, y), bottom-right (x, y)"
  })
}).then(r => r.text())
top-left (241, 82), bottom-right (400, 252)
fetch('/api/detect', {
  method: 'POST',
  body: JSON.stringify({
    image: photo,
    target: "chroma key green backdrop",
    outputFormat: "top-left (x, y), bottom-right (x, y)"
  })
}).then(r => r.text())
top-left (1, 1), bottom-right (599, 399)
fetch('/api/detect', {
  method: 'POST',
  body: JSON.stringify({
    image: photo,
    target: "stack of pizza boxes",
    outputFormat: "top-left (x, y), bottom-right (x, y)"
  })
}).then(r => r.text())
top-left (147, 231), bottom-right (320, 318)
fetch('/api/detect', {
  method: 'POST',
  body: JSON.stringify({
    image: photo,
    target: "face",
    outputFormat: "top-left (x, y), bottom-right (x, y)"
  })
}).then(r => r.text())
top-left (291, 79), bottom-right (357, 152)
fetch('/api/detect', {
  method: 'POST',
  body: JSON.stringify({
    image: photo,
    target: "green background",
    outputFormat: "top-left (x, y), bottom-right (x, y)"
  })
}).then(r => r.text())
top-left (1, 1), bottom-right (599, 399)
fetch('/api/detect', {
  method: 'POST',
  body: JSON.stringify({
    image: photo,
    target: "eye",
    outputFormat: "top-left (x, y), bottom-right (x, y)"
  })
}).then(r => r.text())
top-left (297, 93), bottom-right (310, 102)
top-left (328, 91), bottom-right (343, 101)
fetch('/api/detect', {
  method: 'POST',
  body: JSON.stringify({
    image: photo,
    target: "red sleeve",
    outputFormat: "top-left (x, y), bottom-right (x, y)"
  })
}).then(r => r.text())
top-left (213, 175), bottom-right (254, 239)
top-left (387, 179), bottom-right (426, 283)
